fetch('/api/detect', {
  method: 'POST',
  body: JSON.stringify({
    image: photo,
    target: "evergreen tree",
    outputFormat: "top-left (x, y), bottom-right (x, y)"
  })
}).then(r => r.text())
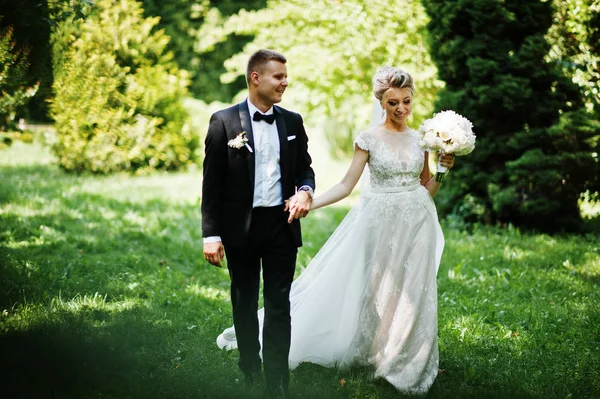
top-left (0, 0), bottom-right (92, 122)
top-left (0, 26), bottom-right (38, 130)
top-left (422, 0), bottom-right (600, 231)
top-left (51, 0), bottom-right (197, 174)
top-left (0, 0), bottom-right (51, 122)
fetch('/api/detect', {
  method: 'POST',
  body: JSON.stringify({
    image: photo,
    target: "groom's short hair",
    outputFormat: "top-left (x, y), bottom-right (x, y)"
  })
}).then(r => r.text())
top-left (246, 49), bottom-right (287, 85)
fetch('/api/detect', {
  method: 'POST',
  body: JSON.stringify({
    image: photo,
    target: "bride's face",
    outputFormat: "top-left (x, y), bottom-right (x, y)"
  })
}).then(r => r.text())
top-left (383, 88), bottom-right (412, 125)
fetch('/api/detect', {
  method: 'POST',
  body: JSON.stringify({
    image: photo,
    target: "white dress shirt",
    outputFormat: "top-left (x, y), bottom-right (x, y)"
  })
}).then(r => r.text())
top-left (203, 99), bottom-right (283, 245)
top-left (247, 99), bottom-right (283, 208)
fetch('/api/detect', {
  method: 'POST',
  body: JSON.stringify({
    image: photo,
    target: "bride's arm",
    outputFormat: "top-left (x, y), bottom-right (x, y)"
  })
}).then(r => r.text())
top-left (421, 152), bottom-right (441, 197)
top-left (421, 152), bottom-right (454, 196)
top-left (310, 145), bottom-right (369, 211)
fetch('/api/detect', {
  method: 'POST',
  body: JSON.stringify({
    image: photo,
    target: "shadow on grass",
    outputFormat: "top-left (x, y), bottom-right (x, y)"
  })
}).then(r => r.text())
top-left (0, 304), bottom-right (273, 399)
top-left (0, 161), bottom-right (354, 309)
top-left (0, 161), bottom-right (367, 398)
top-left (3, 157), bottom-right (598, 398)
top-left (0, 161), bottom-right (255, 398)
top-left (0, 316), bottom-right (138, 398)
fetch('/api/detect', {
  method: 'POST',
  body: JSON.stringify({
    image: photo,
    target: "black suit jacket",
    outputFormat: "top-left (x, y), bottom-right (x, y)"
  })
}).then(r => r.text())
top-left (201, 101), bottom-right (315, 248)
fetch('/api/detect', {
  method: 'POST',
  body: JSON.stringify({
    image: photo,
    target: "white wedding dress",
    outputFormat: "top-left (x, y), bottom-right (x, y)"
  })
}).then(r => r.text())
top-left (217, 126), bottom-right (444, 395)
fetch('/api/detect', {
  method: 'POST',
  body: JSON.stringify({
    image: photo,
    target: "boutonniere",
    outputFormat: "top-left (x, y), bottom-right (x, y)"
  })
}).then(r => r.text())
top-left (228, 131), bottom-right (253, 153)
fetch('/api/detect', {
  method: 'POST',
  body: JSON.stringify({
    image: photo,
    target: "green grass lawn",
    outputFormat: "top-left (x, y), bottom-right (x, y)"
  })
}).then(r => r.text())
top-left (1, 141), bottom-right (599, 399)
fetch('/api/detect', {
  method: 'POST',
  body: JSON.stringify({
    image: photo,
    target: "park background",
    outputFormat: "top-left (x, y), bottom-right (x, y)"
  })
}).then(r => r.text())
top-left (0, 0), bottom-right (599, 398)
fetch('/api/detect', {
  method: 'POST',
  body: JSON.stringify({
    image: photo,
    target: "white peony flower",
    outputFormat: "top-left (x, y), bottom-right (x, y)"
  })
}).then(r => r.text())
top-left (418, 110), bottom-right (476, 156)
top-left (418, 110), bottom-right (476, 182)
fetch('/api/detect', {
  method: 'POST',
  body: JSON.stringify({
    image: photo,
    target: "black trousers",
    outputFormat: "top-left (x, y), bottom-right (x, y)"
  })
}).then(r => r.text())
top-left (224, 205), bottom-right (297, 390)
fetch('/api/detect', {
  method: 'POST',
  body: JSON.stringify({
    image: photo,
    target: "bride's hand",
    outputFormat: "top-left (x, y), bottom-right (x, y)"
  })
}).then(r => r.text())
top-left (286, 191), bottom-right (312, 223)
top-left (284, 196), bottom-right (297, 212)
top-left (438, 153), bottom-right (455, 169)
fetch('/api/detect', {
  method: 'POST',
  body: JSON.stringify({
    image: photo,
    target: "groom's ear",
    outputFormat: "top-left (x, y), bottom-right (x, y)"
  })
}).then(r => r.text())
top-left (250, 71), bottom-right (260, 86)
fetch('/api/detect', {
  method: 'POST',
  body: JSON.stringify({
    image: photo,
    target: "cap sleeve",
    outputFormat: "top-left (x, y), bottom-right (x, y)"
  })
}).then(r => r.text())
top-left (354, 130), bottom-right (370, 151)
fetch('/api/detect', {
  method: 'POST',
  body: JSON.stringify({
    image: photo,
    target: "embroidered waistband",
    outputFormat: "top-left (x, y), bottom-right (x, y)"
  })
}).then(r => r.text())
top-left (369, 183), bottom-right (422, 193)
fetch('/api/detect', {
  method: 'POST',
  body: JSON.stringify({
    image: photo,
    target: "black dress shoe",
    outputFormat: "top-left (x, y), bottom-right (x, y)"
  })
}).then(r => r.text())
top-left (244, 370), bottom-right (262, 385)
top-left (267, 384), bottom-right (289, 398)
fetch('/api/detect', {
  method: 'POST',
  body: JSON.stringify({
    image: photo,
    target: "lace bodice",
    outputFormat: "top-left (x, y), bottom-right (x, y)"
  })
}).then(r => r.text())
top-left (354, 127), bottom-right (424, 190)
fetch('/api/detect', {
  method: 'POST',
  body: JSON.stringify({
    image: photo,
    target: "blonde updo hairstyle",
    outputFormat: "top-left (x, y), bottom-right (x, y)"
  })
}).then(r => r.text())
top-left (372, 67), bottom-right (414, 104)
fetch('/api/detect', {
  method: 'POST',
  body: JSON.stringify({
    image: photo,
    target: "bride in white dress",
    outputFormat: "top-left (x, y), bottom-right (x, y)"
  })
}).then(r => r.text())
top-left (217, 67), bottom-right (455, 395)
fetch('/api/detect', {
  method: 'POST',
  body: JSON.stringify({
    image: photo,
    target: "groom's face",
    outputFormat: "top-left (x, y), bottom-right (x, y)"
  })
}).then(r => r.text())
top-left (255, 60), bottom-right (288, 106)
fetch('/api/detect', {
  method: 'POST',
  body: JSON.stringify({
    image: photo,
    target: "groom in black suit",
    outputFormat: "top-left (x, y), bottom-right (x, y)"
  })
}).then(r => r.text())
top-left (201, 49), bottom-right (315, 398)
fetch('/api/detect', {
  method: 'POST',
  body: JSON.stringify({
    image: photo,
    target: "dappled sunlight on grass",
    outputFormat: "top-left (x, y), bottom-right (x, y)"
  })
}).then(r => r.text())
top-left (74, 170), bottom-right (204, 204)
top-left (1, 199), bottom-right (67, 217)
top-left (502, 245), bottom-right (531, 261)
top-left (48, 292), bottom-right (141, 313)
top-left (0, 141), bottom-right (56, 167)
top-left (3, 224), bottom-right (68, 249)
top-left (562, 253), bottom-right (600, 282)
top-left (1, 293), bottom-right (144, 335)
top-left (435, 224), bottom-right (599, 397)
top-left (533, 233), bottom-right (558, 246)
top-left (1, 142), bottom-right (599, 398)
top-left (185, 284), bottom-right (229, 302)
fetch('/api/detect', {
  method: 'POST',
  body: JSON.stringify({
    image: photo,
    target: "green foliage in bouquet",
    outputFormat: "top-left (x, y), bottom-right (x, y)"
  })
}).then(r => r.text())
top-left (422, 0), bottom-right (600, 232)
top-left (0, 26), bottom-right (39, 131)
top-left (51, 0), bottom-right (198, 174)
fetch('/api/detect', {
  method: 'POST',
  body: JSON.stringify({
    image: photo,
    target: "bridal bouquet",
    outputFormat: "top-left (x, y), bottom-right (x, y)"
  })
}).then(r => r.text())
top-left (418, 110), bottom-right (476, 182)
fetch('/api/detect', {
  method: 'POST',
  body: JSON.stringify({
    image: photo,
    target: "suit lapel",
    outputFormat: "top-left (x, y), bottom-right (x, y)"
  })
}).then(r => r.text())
top-left (275, 106), bottom-right (289, 194)
top-left (238, 101), bottom-right (255, 189)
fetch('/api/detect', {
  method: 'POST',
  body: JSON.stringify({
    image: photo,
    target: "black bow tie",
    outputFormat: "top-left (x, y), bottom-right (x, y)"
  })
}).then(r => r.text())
top-left (253, 111), bottom-right (275, 124)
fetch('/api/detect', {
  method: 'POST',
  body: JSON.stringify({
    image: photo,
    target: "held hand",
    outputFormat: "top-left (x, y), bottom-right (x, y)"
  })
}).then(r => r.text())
top-left (283, 196), bottom-right (297, 213)
top-left (204, 241), bottom-right (225, 268)
top-left (438, 153), bottom-right (455, 169)
top-left (287, 191), bottom-right (312, 223)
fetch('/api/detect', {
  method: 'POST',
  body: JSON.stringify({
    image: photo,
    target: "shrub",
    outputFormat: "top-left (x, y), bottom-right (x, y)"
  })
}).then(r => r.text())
top-left (51, 0), bottom-right (198, 174)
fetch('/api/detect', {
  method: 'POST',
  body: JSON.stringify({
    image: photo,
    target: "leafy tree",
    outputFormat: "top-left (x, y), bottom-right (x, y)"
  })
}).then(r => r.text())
top-left (422, 0), bottom-right (600, 231)
top-left (196, 0), bottom-right (440, 158)
top-left (140, 0), bottom-right (265, 101)
top-left (51, 0), bottom-right (197, 174)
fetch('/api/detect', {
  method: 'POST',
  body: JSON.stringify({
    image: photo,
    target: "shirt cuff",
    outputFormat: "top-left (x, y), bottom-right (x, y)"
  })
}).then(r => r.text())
top-left (298, 185), bottom-right (314, 199)
top-left (203, 236), bottom-right (222, 244)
